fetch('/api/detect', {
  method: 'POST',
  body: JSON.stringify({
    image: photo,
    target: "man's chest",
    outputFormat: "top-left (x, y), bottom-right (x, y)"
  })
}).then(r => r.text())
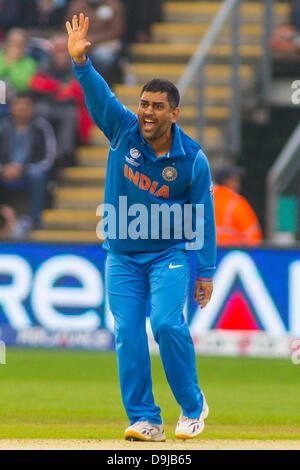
top-left (110, 142), bottom-right (193, 200)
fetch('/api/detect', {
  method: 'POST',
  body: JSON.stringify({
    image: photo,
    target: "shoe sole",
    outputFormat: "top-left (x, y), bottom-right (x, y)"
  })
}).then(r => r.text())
top-left (175, 402), bottom-right (209, 440)
top-left (124, 430), bottom-right (166, 442)
top-left (175, 424), bottom-right (205, 440)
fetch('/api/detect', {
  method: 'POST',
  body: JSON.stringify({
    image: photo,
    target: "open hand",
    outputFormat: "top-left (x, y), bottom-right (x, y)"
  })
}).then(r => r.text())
top-left (65, 12), bottom-right (91, 63)
top-left (194, 280), bottom-right (213, 309)
top-left (2, 163), bottom-right (23, 182)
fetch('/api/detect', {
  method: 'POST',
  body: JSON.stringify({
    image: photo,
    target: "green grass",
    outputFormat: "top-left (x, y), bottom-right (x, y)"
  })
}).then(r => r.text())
top-left (0, 348), bottom-right (300, 439)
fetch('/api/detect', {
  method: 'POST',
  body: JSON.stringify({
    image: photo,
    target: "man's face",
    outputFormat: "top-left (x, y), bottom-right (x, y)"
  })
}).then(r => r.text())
top-left (52, 36), bottom-right (69, 69)
top-left (137, 91), bottom-right (179, 143)
top-left (11, 97), bottom-right (33, 124)
top-left (6, 31), bottom-right (26, 60)
top-left (224, 175), bottom-right (242, 193)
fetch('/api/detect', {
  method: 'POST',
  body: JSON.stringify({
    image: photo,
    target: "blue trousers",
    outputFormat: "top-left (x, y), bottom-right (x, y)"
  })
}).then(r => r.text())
top-left (106, 248), bottom-right (203, 425)
top-left (0, 166), bottom-right (48, 224)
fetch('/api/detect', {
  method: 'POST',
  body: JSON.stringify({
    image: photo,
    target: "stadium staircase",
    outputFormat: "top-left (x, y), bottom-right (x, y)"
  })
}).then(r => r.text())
top-left (30, 1), bottom-right (291, 243)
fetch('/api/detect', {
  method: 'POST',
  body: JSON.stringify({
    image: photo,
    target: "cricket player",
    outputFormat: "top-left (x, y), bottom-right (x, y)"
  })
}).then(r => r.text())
top-left (66, 13), bottom-right (216, 441)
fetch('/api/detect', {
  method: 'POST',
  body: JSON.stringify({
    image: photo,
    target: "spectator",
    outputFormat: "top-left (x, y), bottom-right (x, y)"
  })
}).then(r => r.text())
top-left (270, 1), bottom-right (300, 53)
top-left (0, 1), bottom-right (72, 59)
top-left (270, 25), bottom-right (299, 53)
top-left (65, 0), bottom-right (126, 84)
top-left (0, 0), bottom-right (37, 37)
top-left (0, 93), bottom-right (56, 233)
top-left (34, 0), bottom-right (72, 30)
top-left (0, 28), bottom-right (38, 93)
top-left (213, 166), bottom-right (263, 246)
top-left (21, 0), bottom-right (74, 38)
top-left (30, 32), bottom-right (92, 164)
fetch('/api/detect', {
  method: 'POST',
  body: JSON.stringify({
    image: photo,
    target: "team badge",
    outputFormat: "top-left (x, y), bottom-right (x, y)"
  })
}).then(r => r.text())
top-left (162, 166), bottom-right (178, 181)
top-left (130, 148), bottom-right (141, 159)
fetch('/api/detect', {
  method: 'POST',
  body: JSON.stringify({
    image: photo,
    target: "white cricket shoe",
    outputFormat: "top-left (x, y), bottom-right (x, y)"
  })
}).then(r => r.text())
top-left (175, 395), bottom-right (209, 439)
top-left (124, 420), bottom-right (166, 442)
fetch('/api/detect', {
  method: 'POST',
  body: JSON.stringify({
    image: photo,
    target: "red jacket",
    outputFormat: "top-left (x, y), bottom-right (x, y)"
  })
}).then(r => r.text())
top-left (30, 67), bottom-right (93, 144)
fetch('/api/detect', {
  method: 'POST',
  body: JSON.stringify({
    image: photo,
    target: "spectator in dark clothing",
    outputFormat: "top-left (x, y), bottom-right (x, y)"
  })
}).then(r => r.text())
top-left (66, 0), bottom-right (126, 84)
top-left (0, 1), bottom-right (74, 66)
top-left (122, 0), bottom-right (163, 43)
top-left (0, 93), bottom-right (56, 231)
top-left (0, 0), bottom-right (37, 37)
top-left (291, 0), bottom-right (300, 34)
top-left (34, 0), bottom-right (72, 30)
top-left (0, 0), bottom-right (72, 37)
top-left (30, 33), bottom-right (92, 164)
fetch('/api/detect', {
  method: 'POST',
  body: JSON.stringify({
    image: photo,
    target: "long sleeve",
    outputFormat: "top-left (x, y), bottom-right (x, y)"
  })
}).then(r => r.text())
top-left (72, 56), bottom-right (136, 146)
top-left (189, 150), bottom-right (216, 280)
top-left (30, 71), bottom-right (61, 96)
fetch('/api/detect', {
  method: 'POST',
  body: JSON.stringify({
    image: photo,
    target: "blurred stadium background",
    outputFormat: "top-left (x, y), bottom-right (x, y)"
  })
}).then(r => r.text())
top-left (0, 0), bottom-right (300, 443)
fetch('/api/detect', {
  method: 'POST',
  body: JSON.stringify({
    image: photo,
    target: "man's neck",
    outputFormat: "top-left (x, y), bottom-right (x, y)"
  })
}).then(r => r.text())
top-left (147, 127), bottom-right (173, 158)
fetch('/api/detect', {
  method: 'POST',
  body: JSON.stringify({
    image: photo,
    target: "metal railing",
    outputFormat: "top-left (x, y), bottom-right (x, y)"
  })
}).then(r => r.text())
top-left (176, 0), bottom-right (274, 155)
top-left (266, 121), bottom-right (300, 240)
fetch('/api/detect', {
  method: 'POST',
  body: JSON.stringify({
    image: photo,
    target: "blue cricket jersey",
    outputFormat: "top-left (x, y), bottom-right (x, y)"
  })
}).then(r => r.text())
top-left (73, 57), bottom-right (216, 280)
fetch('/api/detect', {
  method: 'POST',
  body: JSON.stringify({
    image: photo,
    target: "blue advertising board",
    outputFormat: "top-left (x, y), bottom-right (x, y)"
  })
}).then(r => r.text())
top-left (0, 242), bottom-right (299, 352)
top-left (0, 242), bottom-right (113, 349)
top-left (188, 247), bottom-right (300, 335)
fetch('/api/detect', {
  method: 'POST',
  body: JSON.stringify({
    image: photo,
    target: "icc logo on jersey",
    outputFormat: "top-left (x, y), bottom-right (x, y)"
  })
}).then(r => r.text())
top-left (130, 148), bottom-right (141, 159)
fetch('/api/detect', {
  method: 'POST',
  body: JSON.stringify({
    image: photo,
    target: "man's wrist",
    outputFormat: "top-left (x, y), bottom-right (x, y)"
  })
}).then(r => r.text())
top-left (72, 55), bottom-right (86, 64)
top-left (196, 276), bottom-right (213, 282)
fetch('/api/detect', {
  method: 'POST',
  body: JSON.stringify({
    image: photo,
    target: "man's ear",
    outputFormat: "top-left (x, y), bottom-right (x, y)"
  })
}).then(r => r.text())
top-left (171, 107), bottom-right (180, 123)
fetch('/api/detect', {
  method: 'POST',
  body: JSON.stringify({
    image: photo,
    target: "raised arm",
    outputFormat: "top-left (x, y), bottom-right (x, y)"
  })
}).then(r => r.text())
top-left (65, 13), bottom-right (136, 143)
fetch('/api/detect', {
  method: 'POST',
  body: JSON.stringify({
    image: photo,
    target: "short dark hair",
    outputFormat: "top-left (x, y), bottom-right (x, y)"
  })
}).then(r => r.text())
top-left (14, 91), bottom-right (35, 100)
top-left (9, 91), bottom-right (36, 105)
top-left (140, 78), bottom-right (180, 109)
top-left (215, 166), bottom-right (246, 185)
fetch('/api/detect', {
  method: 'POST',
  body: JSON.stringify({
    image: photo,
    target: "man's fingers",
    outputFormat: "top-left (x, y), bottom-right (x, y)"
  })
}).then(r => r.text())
top-left (84, 41), bottom-right (91, 50)
top-left (72, 15), bottom-right (79, 31)
top-left (202, 284), bottom-right (213, 299)
top-left (194, 284), bottom-right (200, 301)
top-left (194, 280), bottom-right (213, 308)
top-left (83, 16), bottom-right (89, 35)
top-left (79, 12), bottom-right (84, 31)
top-left (202, 285), bottom-right (213, 306)
top-left (65, 21), bottom-right (72, 35)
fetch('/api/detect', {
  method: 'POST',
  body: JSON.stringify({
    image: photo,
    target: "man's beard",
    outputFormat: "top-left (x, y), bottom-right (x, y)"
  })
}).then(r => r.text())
top-left (140, 118), bottom-right (172, 142)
